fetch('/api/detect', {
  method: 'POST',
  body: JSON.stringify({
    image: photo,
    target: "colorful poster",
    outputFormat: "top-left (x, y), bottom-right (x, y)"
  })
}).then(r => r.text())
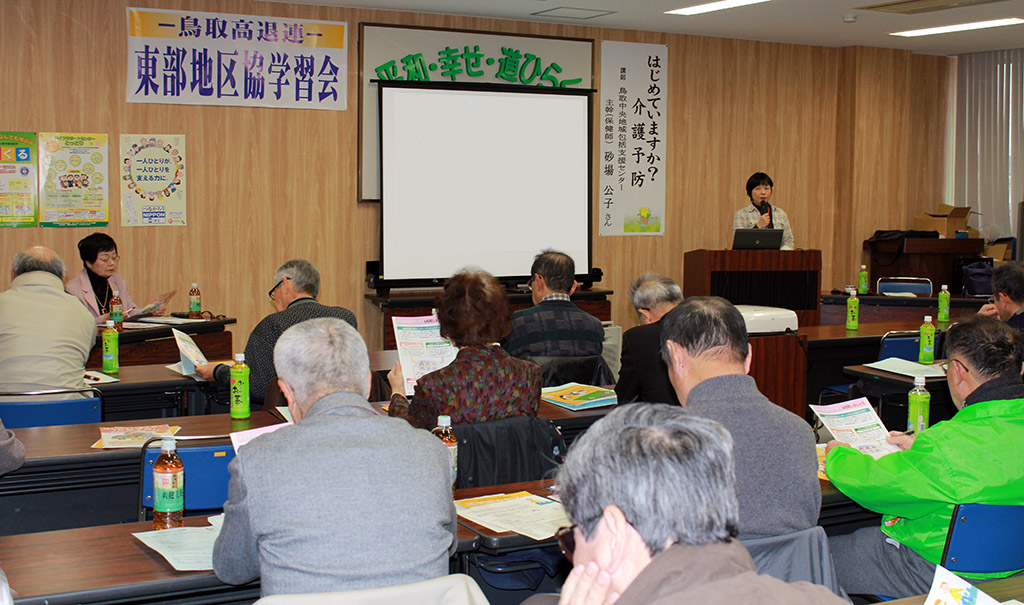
top-left (119, 135), bottom-right (186, 226)
top-left (599, 41), bottom-right (668, 236)
top-left (37, 133), bottom-right (109, 227)
top-left (0, 132), bottom-right (38, 227)
top-left (126, 8), bottom-right (347, 111)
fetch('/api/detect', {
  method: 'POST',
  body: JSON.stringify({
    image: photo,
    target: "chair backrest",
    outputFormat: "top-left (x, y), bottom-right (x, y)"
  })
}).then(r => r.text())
top-left (138, 436), bottom-right (235, 520)
top-left (451, 416), bottom-right (565, 489)
top-left (941, 503), bottom-right (1024, 574)
top-left (254, 573), bottom-right (489, 605)
top-left (0, 388), bottom-right (101, 428)
top-left (878, 331), bottom-right (921, 362)
top-left (877, 277), bottom-right (933, 296)
top-left (741, 526), bottom-right (847, 599)
top-left (523, 355), bottom-right (614, 387)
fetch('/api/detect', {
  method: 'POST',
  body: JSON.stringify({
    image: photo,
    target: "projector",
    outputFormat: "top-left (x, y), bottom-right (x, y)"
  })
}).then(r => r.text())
top-left (735, 305), bottom-right (798, 334)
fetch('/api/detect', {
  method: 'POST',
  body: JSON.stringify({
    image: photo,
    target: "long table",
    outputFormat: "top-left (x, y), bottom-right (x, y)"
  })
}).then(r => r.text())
top-left (93, 364), bottom-right (226, 420)
top-left (85, 318), bottom-right (235, 368)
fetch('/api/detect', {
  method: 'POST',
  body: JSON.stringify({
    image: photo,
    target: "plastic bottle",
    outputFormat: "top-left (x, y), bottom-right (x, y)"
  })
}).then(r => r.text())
top-left (431, 415), bottom-right (458, 491)
top-left (229, 353), bottom-right (251, 420)
top-left (858, 265), bottom-right (869, 295)
top-left (102, 320), bottom-right (119, 374)
top-left (907, 376), bottom-right (930, 434)
top-left (188, 283), bottom-right (202, 319)
top-left (153, 438), bottom-right (184, 530)
top-left (937, 284), bottom-right (950, 323)
top-left (846, 287), bottom-right (859, 331)
top-left (919, 315), bottom-right (935, 364)
top-left (109, 290), bottom-right (123, 331)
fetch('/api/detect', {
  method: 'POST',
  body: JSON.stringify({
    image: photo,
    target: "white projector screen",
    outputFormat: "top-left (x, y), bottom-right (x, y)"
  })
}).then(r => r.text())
top-left (379, 84), bottom-right (591, 285)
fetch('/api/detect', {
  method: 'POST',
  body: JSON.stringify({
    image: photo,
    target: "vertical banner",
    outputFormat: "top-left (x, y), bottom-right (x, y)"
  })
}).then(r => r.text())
top-left (38, 133), bottom-right (109, 227)
top-left (126, 8), bottom-right (347, 111)
top-left (0, 132), bottom-right (38, 228)
top-left (120, 135), bottom-right (187, 226)
top-left (599, 41), bottom-right (667, 236)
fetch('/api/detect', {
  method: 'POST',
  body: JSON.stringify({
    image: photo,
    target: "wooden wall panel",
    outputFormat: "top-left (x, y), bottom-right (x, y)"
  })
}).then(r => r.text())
top-left (0, 0), bottom-right (950, 354)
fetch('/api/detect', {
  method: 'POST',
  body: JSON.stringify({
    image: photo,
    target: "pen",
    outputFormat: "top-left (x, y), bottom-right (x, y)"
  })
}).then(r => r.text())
top-left (903, 430), bottom-right (915, 436)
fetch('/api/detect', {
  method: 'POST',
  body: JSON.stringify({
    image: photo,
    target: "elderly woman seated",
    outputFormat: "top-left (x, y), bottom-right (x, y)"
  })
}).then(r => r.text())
top-left (388, 270), bottom-right (542, 430)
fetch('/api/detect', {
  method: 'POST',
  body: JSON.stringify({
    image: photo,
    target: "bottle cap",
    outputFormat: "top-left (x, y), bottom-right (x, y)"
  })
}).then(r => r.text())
top-left (437, 415), bottom-right (451, 427)
top-left (924, 315), bottom-right (932, 322)
top-left (160, 438), bottom-right (176, 451)
top-left (941, 284), bottom-right (948, 291)
top-left (235, 353), bottom-right (245, 362)
top-left (106, 320), bottom-right (115, 327)
top-left (112, 290), bottom-right (119, 296)
top-left (192, 282), bottom-right (198, 287)
top-left (914, 376), bottom-right (926, 386)
top-left (861, 264), bottom-right (866, 269)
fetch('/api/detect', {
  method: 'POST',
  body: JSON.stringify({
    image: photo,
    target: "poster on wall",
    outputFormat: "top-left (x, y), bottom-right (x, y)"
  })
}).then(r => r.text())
top-left (37, 133), bottom-right (109, 228)
top-left (599, 41), bottom-right (667, 236)
top-left (126, 7), bottom-right (348, 111)
top-left (119, 135), bottom-right (186, 226)
top-left (0, 132), bottom-right (38, 228)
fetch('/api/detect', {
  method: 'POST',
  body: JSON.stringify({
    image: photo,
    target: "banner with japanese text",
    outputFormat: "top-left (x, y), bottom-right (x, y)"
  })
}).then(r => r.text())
top-left (38, 133), bottom-right (109, 227)
top-left (0, 132), bottom-right (38, 228)
top-left (360, 25), bottom-right (593, 200)
top-left (120, 135), bottom-right (187, 226)
top-left (599, 41), bottom-right (667, 236)
top-left (126, 8), bottom-right (347, 111)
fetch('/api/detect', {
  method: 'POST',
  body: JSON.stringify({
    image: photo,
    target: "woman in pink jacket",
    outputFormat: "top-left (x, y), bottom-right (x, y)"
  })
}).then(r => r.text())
top-left (65, 233), bottom-right (139, 325)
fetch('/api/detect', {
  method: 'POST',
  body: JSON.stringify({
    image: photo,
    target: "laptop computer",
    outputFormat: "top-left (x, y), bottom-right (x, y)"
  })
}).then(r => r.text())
top-left (732, 229), bottom-right (783, 250)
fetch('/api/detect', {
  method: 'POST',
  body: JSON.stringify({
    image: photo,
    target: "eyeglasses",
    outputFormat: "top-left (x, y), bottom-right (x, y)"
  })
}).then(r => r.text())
top-left (940, 359), bottom-right (969, 374)
top-left (268, 278), bottom-right (287, 300)
top-left (556, 525), bottom-right (576, 563)
top-left (96, 253), bottom-right (119, 263)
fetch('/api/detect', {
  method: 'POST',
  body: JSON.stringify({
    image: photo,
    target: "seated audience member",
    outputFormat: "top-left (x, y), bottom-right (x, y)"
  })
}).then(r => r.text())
top-left (196, 259), bottom-right (356, 410)
top-left (213, 318), bottom-right (456, 595)
top-left (524, 404), bottom-right (845, 605)
top-left (732, 172), bottom-right (794, 250)
top-left (825, 315), bottom-right (1024, 598)
top-left (0, 418), bottom-right (25, 476)
top-left (65, 233), bottom-right (142, 324)
top-left (979, 261), bottom-right (1024, 333)
top-left (503, 250), bottom-right (603, 359)
top-left (615, 272), bottom-right (683, 405)
top-left (0, 247), bottom-right (95, 398)
top-left (388, 270), bottom-right (542, 430)
top-left (661, 297), bottom-right (820, 539)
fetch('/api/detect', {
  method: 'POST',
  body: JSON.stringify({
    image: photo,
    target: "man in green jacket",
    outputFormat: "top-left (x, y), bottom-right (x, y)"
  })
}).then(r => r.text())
top-left (825, 315), bottom-right (1024, 598)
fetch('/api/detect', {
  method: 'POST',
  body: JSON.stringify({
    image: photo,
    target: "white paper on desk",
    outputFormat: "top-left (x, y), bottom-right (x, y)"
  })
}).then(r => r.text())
top-left (229, 422), bottom-right (292, 453)
top-left (881, 292), bottom-right (918, 298)
top-left (392, 315), bottom-right (458, 396)
top-left (923, 565), bottom-right (999, 604)
top-left (171, 329), bottom-right (208, 376)
top-left (866, 357), bottom-right (946, 378)
top-left (810, 398), bottom-right (901, 459)
top-left (122, 321), bottom-right (155, 329)
top-left (457, 494), bottom-right (570, 541)
top-left (132, 524), bottom-right (221, 571)
top-left (138, 316), bottom-right (207, 325)
top-left (84, 370), bottom-right (120, 384)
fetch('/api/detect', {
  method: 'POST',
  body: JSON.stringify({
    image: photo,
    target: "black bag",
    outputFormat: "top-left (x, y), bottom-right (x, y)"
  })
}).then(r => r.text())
top-left (866, 229), bottom-right (940, 243)
top-left (963, 261), bottom-right (994, 296)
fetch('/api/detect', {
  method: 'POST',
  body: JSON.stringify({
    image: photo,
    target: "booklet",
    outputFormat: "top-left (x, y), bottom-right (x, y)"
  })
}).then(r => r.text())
top-left (92, 424), bottom-right (180, 448)
top-left (810, 398), bottom-right (901, 459)
top-left (169, 329), bottom-right (208, 376)
top-left (541, 383), bottom-right (618, 411)
top-left (923, 565), bottom-right (1000, 605)
top-left (392, 315), bottom-right (458, 396)
top-left (134, 289), bottom-right (176, 318)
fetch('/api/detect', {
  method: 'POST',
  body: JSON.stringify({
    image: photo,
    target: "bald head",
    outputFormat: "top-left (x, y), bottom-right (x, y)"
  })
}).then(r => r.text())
top-left (11, 247), bottom-right (66, 280)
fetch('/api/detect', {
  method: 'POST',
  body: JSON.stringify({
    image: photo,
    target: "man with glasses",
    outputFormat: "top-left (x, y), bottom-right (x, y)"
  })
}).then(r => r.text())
top-left (197, 259), bottom-right (356, 410)
top-left (979, 261), bottom-right (1024, 333)
top-left (824, 315), bottom-right (1024, 598)
top-left (524, 404), bottom-right (844, 604)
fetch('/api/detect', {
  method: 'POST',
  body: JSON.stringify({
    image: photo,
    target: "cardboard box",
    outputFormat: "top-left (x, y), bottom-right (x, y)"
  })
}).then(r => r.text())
top-left (913, 204), bottom-right (972, 239)
top-left (986, 242), bottom-right (1012, 261)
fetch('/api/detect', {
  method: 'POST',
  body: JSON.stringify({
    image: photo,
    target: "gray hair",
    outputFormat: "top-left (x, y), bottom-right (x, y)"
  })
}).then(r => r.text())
top-left (11, 249), bottom-right (65, 280)
top-left (275, 259), bottom-right (320, 298)
top-left (274, 318), bottom-right (370, 409)
top-left (629, 272), bottom-right (683, 312)
top-left (660, 297), bottom-right (749, 365)
top-left (557, 404), bottom-right (739, 555)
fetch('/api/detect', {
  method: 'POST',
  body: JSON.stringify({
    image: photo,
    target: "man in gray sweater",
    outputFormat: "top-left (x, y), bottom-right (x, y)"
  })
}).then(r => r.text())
top-left (660, 297), bottom-right (820, 539)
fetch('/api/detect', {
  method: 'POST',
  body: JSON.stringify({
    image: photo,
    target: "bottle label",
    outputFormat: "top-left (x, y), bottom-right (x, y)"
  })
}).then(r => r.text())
top-left (858, 272), bottom-right (869, 294)
top-left (102, 332), bottom-right (118, 372)
top-left (447, 443), bottom-right (458, 485)
top-left (846, 298), bottom-right (859, 329)
top-left (919, 326), bottom-right (935, 363)
top-left (154, 470), bottom-right (184, 512)
top-left (938, 292), bottom-right (950, 322)
top-left (189, 295), bottom-right (201, 312)
top-left (908, 391), bottom-right (931, 433)
top-left (111, 306), bottom-right (123, 323)
top-left (230, 366), bottom-right (250, 419)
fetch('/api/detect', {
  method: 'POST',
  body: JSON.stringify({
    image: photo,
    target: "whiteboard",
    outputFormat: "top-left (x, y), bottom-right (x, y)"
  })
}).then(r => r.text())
top-left (380, 84), bottom-right (591, 283)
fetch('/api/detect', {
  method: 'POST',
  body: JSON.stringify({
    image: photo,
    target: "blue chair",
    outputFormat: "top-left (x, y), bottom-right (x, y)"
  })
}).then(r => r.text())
top-left (877, 277), bottom-right (933, 296)
top-left (878, 331), bottom-right (921, 361)
top-left (138, 435), bottom-right (235, 520)
top-left (941, 503), bottom-right (1024, 574)
top-left (0, 388), bottom-right (102, 428)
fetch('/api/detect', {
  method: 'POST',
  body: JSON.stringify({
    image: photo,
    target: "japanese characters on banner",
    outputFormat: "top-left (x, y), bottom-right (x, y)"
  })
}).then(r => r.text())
top-left (120, 135), bottom-right (187, 226)
top-left (38, 133), bottom-right (109, 228)
top-left (126, 8), bottom-right (348, 111)
top-left (599, 41), bottom-right (667, 236)
top-left (0, 132), bottom-right (38, 228)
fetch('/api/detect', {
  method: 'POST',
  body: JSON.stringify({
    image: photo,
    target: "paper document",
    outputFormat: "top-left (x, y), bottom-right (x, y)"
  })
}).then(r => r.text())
top-left (121, 321), bottom-right (154, 329)
top-left (137, 316), bottom-right (206, 325)
top-left (392, 315), bottom-right (458, 396)
top-left (229, 422), bottom-right (292, 453)
top-left (133, 523), bottom-right (221, 571)
top-left (136, 289), bottom-right (176, 317)
top-left (92, 424), bottom-right (180, 448)
top-left (171, 329), bottom-right (208, 375)
top-left (84, 370), bottom-right (120, 384)
top-left (881, 292), bottom-right (918, 298)
top-left (275, 406), bottom-right (294, 423)
top-left (810, 398), bottom-right (901, 459)
top-left (541, 383), bottom-right (617, 411)
top-left (923, 565), bottom-right (999, 604)
top-left (456, 491), bottom-right (569, 540)
top-left (865, 357), bottom-right (946, 378)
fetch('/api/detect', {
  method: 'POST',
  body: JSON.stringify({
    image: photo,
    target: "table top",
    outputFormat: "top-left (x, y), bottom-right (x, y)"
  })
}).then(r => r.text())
top-left (92, 318), bottom-right (236, 344)
top-left (844, 363), bottom-right (948, 387)
top-left (885, 574), bottom-right (1024, 604)
top-left (801, 320), bottom-right (942, 345)
top-left (89, 363), bottom-right (202, 392)
top-left (454, 479), bottom-right (559, 552)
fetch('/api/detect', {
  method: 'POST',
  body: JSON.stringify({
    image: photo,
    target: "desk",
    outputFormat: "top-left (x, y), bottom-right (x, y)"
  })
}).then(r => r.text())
top-left (0, 412), bottom-right (282, 536)
top-left (843, 364), bottom-right (956, 429)
top-left (455, 479), bottom-right (558, 554)
top-left (85, 319), bottom-right (235, 368)
top-left (885, 575), bottom-right (1024, 605)
top-left (820, 293), bottom-right (983, 325)
top-left (864, 237), bottom-right (984, 296)
top-left (93, 364), bottom-right (221, 420)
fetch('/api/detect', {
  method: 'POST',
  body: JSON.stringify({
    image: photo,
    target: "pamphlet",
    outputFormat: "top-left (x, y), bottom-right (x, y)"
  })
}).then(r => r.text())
top-left (392, 315), bottom-right (458, 396)
top-left (135, 289), bottom-right (176, 317)
top-left (456, 491), bottom-right (570, 540)
top-left (541, 383), bottom-right (617, 411)
top-left (810, 398), bottom-right (901, 459)
top-left (92, 424), bottom-right (180, 448)
top-left (923, 565), bottom-right (999, 605)
top-left (133, 520), bottom-right (221, 571)
top-left (170, 328), bottom-right (207, 375)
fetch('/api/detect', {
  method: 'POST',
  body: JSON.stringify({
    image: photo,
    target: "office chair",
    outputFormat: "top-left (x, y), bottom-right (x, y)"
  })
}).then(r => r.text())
top-left (742, 526), bottom-right (847, 600)
top-left (876, 277), bottom-right (933, 296)
top-left (0, 387), bottom-right (102, 428)
top-left (137, 435), bottom-right (235, 521)
top-left (817, 331), bottom-right (921, 410)
top-left (941, 503), bottom-right (1024, 574)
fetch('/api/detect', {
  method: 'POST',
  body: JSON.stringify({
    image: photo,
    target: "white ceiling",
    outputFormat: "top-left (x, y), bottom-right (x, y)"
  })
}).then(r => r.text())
top-left (266, 0), bottom-right (1024, 56)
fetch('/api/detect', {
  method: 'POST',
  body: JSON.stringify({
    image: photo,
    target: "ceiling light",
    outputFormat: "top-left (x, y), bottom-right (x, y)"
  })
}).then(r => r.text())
top-left (666, 0), bottom-right (771, 16)
top-left (891, 17), bottom-right (1024, 36)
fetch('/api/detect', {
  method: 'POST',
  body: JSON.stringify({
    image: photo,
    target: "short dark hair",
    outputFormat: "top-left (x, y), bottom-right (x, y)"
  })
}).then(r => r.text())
top-left (992, 262), bottom-right (1024, 304)
top-left (745, 172), bottom-right (773, 200)
top-left (660, 297), bottom-right (749, 365)
top-left (77, 233), bottom-right (118, 264)
top-left (530, 250), bottom-right (575, 293)
top-left (945, 315), bottom-right (1024, 381)
top-left (436, 270), bottom-right (513, 346)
